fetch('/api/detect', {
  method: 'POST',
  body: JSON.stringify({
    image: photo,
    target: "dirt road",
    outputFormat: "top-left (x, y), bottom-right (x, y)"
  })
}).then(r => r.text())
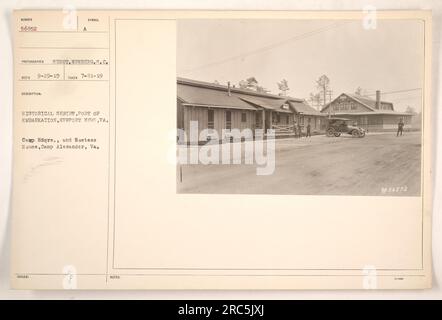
top-left (177, 132), bottom-right (422, 196)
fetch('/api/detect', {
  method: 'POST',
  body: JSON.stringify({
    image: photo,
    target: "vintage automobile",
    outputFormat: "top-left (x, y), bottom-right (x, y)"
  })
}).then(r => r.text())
top-left (325, 118), bottom-right (366, 138)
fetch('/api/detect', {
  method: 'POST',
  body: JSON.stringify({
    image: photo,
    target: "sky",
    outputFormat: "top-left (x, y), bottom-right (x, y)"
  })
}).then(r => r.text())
top-left (177, 19), bottom-right (424, 112)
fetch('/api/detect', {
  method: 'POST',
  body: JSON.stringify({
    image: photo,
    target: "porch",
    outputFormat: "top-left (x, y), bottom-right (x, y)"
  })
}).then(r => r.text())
top-left (254, 109), bottom-right (297, 136)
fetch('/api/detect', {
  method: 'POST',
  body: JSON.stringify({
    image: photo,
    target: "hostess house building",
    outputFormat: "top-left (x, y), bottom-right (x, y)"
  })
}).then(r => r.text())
top-left (177, 77), bottom-right (324, 141)
top-left (321, 91), bottom-right (414, 131)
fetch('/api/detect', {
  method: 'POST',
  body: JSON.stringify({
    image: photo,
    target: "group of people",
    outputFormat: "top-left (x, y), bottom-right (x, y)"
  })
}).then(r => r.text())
top-left (293, 122), bottom-right (312, 138)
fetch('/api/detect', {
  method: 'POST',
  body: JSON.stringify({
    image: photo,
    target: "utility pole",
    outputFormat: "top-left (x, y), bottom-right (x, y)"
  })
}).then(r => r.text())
top-left (321, 84), bottom-right (332, 119)
top-left (326, 89), bottom-right (333, 119)
top-left (323, 83), bottom-right (327, 113)
top-left (311, 74), bottom-right (331, 117)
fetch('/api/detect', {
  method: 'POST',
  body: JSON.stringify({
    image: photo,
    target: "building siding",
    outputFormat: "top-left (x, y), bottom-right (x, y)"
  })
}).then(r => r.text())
top-left (321, 93), bottom-right (415, 132)
top-left (324, 94), bottom-right (372, 114)
top-left (178, 78), bottom-right (325, 140)
top-left (182, 106), bottom-right (257, 141)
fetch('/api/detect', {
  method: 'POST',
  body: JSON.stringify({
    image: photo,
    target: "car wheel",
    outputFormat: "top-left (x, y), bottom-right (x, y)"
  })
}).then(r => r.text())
top-left (326, 128), bottom-right (334, 137)
top-left (334, 132), bottom-right (341, 137)
top-left (359, 131), bottom-right (366, 138)
top-left (351, 130), bottom-right (360, 137)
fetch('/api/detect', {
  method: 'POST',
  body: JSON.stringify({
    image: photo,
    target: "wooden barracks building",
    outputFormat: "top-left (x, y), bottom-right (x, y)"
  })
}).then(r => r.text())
top-left (321, 91), bottom-right (414, 131)
top-left (177, 77), bottom-right (324, 141)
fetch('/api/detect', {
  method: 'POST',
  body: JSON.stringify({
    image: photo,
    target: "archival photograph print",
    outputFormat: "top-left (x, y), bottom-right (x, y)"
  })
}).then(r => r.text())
top-left (176, 18), bottom-right (424, 196)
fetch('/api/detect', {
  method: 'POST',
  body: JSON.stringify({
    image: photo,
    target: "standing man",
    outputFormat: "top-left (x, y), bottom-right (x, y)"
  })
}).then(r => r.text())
top-left (397, 118), bottom-right (404, 137)
top-left (297, 122), bottom-right (302, 138)
top-left (306, 121), bottom-right (311, 138)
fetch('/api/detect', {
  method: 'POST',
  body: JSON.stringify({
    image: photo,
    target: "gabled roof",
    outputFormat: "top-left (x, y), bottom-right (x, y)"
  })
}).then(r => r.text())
top-left (346, 93), bottom-right (393, 110)
top-left (289, 101), bottom-right (325, 116)
top-left (177, 77), bottom-right (329, 116)
top-left (177, 83), bottom-right (257, 110)
top-left (236, 95), bottom-right (292, 113)
top-left (177, 77), bottom-right (304, 102)
top-left (321, 93), bottom-right (394, 113)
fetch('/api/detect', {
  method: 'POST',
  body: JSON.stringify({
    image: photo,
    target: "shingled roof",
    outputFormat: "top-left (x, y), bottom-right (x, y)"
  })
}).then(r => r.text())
top-left (346, 93), bottom-right (394, 111)
top-left (321, 93), bottom-right (394, 113)
top-left (289, 101), bottom-right (324, 116)
top-left (178, 77), bottom-right (304, 102)
top-left (177, 77), bottom-right (318, 114)
top-left (177, 83), bottom-right (257, 110)
top-left (236, 95), bottom-right (292, 113)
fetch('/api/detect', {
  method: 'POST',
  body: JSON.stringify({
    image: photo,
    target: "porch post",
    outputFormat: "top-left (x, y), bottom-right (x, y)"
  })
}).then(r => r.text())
top-left (269, 111), bottom-right (273, 130)
top-left (293, 113), bottom-right (296, 132)
top-left (262, 109), bottom-right (266, 132)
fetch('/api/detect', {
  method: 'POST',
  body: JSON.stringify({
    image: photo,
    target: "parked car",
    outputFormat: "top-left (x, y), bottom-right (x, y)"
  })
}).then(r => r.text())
top-left (325, 118), bottom-right (366, 138)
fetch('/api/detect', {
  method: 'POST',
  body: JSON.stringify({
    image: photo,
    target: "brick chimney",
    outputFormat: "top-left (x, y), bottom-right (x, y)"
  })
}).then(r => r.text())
top-left (227, 81), bottom-right (231, 96)
top-left (375, 90), bottom-right (381, 109)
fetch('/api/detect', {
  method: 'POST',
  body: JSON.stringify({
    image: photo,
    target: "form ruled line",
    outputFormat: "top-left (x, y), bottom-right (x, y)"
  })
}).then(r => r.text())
top-left (20, 47), bottom-right (109, 49)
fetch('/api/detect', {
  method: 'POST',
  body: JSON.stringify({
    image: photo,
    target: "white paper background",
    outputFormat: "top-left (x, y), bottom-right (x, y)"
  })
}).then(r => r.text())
top-left (0, 0), bottom-right (441, 299)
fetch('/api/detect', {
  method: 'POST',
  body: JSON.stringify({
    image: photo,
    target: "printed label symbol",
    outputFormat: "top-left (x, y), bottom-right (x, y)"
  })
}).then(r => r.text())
top-left (62, 5), bottom-right (78, 30)
top-left (62, 265), bottom-right (77, 289)
top-left (362, 265), bottom-right (378, 289)
top-left (362, 5), bottom-right (377, 30)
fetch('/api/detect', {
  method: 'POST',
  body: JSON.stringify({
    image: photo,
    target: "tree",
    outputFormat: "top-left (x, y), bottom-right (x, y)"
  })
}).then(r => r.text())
top-left (238, 77), bottom-right (258, 90)
top-left (316, 75), bottom-right (330, 101)
top-left (277, 79), bottom-right (290, 96)
top-left (309, 93), bottom-right (322, 110)
top-left (354, 87), bottom-right (368, 96)
top-left (238, 80), bottom-right (248, 89)
top-left (405, 106), bottom-right (417, 114)
top-left (256, 86), bottom-right (270, 93)
top-left (238, 77), bottom-right (269, 93)
top-left (309, 75), bottom-right (332, 111)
